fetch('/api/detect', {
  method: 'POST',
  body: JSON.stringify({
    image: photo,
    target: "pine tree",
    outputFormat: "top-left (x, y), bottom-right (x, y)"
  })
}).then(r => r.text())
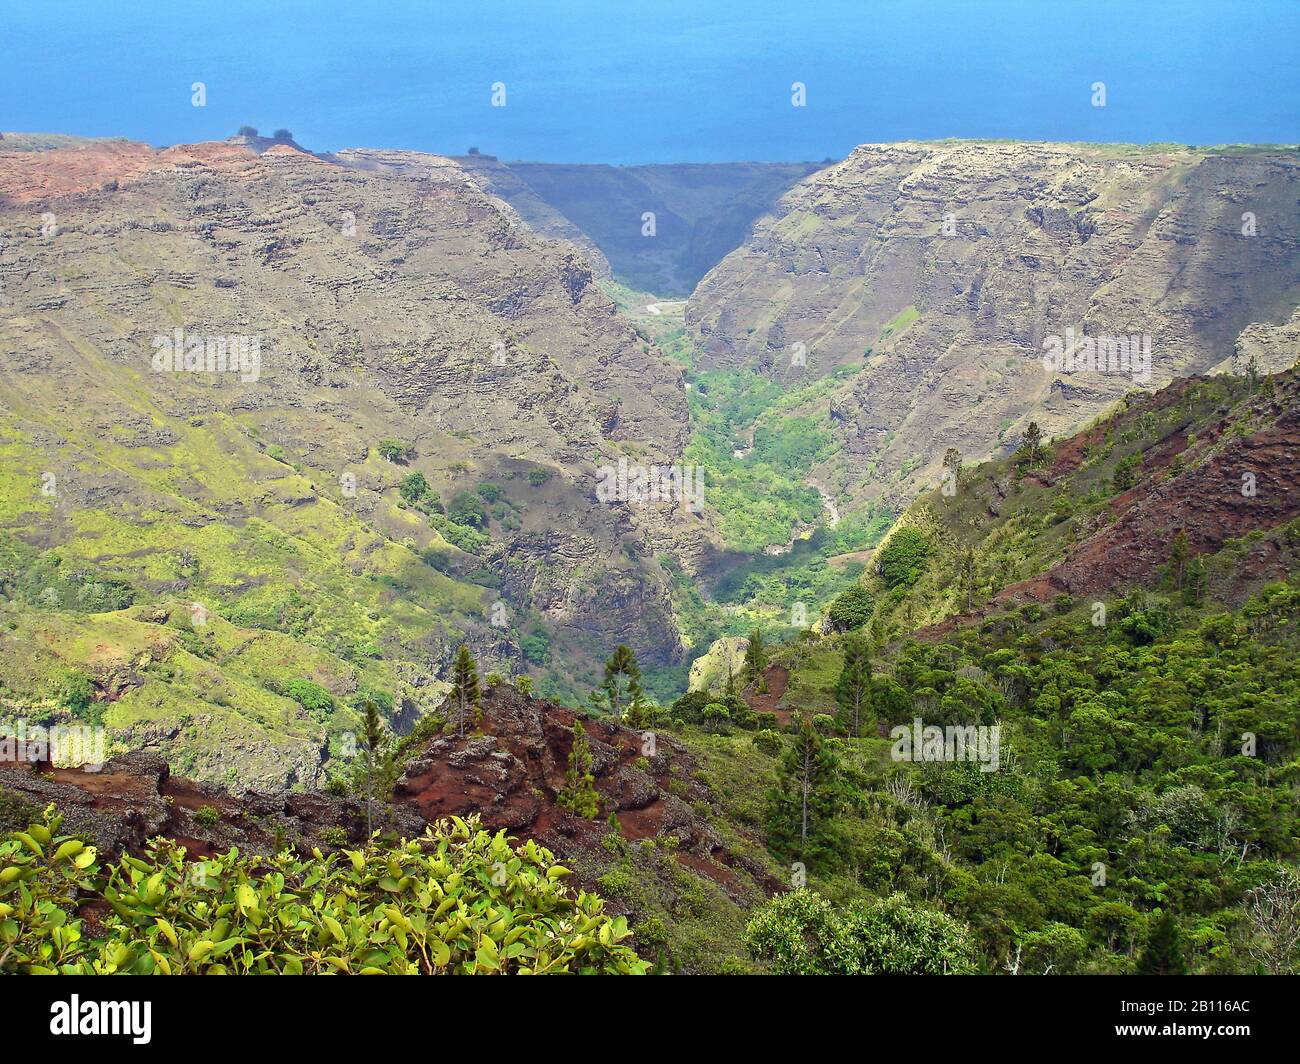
top-left (1020, 421), bottom-right (1044, 465)
top-left (743, 629), bottom-right (768, 691)
top-left (766, 714), bottom-right (841, 863)
top-left (449, 644), bottom-right (481, 736)
top-left (1137, 911), bottom-right (1187, 975)
top-left (600, 645), bottom-right (643, 721)
top-left (358, 698), bottom-right (391, 839)
top-left (960, 545), bottom-right (978, 612)
top-left (834, 635), bottom-right (872, 737)
top-left (1170, 529), bottom-right (1190, 590)
top-left (557, 719), bottom-right (600, 818)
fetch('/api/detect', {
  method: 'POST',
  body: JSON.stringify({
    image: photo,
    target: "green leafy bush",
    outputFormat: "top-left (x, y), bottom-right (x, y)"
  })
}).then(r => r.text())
top-left (447, 491), bottom-right (488, 529)
top-left (745, 889), bottom-right (977, 975)
top-left (1, 808), bottom-right (647, 975)
top-left (827, 584), bottom-right (874, 630)
top-left (285, 678), bottom-right (335, 716)
top-left (877, 527), bottom-right (932, 589)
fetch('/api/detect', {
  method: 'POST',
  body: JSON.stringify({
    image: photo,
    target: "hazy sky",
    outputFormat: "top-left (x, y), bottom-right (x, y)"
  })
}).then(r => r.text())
top-left (4, 0), bottom-right (1298, 162)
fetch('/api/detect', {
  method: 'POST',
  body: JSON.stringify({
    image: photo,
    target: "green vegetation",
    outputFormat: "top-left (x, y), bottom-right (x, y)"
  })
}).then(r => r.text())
top-left (285, 678), bottom-right (335, 716)
top-left (876, 527), bottom-right (932, 589)
top-left (448, 645), bottom-right (482, 736)
top-left (0, 808), bottom-right (646, 974)
top-left (557, 720), bottom-right (600, 818)
top-left (745, 888), bottom-right (977, 975)
top-left (684, 369), bottom-right (835, 553)
top-left (596, 645), bottom-right (645, 722)
top-left (827, 584), bottom-right (874, 631)
top-left (674, 574), bottom-right (1300, 974)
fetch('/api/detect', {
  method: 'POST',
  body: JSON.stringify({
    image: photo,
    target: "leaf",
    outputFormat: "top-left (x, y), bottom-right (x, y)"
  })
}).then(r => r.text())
top-left (188, 940), bottom-right (215, 964)
top-left (546, 865), bottom-right (573, 881)
top-left (210, 937), bottom-right (244, 959)
top-left (429, 938), bottom-right (451, 969)
top-left (155, 918), bottom-right (179, 949)
top-left (15, 833), bottom-right (42, 856)
top-left (322, 916), bottom-right (345, 944)
top-left (53, 840), bottom-right (84, 862)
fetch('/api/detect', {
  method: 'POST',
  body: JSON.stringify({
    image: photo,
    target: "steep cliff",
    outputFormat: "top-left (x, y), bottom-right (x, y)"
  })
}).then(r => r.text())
top-left (687, 141), bottom-right (1300, 512)
top-left (0, 138), bottom-right (710, 786)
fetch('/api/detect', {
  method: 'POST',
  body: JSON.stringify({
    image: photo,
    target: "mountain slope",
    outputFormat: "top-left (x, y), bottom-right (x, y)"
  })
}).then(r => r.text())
top-left (687, 141), bottom-right (1300, 512)
top-left (0, 138), bottom-right (712, 786)
top-left (851, 367), bottom-right (1300, 643)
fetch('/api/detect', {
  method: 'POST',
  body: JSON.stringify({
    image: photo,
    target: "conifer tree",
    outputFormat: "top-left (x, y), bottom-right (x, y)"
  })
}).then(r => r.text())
top-left (744, 628), bottom-right (768, 692)
top-left (600, 644), bottom-right (643, 721)
top-left (835, 635), bottom-right (873, 737)
top-left (1020, 421), bottom-right (1044, 464)
top-left (557, 719), bottom-right (600, 818)
top-left (357, 698), bottom-right (391, 839)
top-left (1170, 529), bottom-right (1190, 590)
top-left (960, 545), bottom-right (978, 612)
top-left (449, 644), bottom-right (481, 736)
top-left (766, 714), bottom-right (841, 863)
top-left (1137, 911), bottom-right (1187, 975)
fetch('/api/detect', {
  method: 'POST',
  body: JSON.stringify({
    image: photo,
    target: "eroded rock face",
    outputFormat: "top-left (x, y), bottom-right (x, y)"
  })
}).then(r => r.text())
top-left (687, 141), bottom-right (1300, 512)
top-left (1036, 377), bottom-right (1300, 600)
top-left (0, 139), bottom-right (700, 682)
top-left (0, 745), bottom-right (423, 859)
top-left (390, 685), bottom-right (737, 866)
top-left (0, 687), bottom-right (767, 909)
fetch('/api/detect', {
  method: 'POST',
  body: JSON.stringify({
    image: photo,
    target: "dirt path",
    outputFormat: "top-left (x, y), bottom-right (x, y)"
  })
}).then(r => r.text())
top-left (743, 665), bottom-right (791, 725)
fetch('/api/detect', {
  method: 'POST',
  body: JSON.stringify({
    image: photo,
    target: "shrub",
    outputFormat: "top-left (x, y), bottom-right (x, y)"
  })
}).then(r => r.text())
top-left (1, 808), bottom-right (646, 974)
top-left (520, 628), bottom-right (550, 666)
top-left (447, 491), bottom-right (488, 529)
top-left (377, 439), bottom-right (413, 464)
top-left (877, 528), bottom-right (932, 589)
top-left (827, 584), bottom-right (874, 631)
top-left (398, 472), bottom-right (434, 507)
top-left (56, 671), bottom-right (96, 719)
top-left (193, 806), bottom-right (220, 827)
top-left (285, 678), bottom-right (335, 716)
top-left (745, 889), bottom-right (977, 975)
top-left (317, 826), bottom-right (348, 849)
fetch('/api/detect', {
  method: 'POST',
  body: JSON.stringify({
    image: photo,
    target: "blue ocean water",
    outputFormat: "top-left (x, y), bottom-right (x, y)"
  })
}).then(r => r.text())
top-left (3, 0), bottom-right (1297, 163)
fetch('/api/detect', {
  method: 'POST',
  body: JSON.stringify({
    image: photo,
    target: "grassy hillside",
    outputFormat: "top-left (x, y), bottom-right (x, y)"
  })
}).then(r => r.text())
top-left (652, 370), bottom-right (1300, 973)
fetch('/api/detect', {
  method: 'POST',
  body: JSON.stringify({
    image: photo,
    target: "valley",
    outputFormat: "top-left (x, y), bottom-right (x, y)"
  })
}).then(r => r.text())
top-left (2, 129), bottom-right (1299, 978)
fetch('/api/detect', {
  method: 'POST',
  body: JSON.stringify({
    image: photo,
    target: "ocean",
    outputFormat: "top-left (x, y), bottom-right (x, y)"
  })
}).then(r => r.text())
top-left (3, 0), bottom-right (1297, 163)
